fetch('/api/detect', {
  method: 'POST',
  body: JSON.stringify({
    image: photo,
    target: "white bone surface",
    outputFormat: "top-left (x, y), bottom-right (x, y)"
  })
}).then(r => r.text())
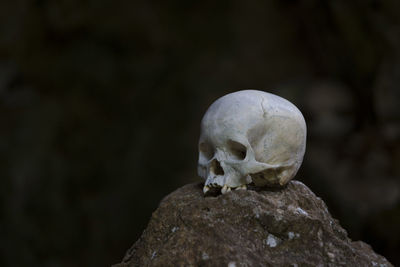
top-left (198, 90), bottom-right (306, 193)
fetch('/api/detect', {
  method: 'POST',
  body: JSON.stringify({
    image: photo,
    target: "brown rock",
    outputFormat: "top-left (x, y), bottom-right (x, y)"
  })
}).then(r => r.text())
top-left (115, 181), bottom-right (392, 267)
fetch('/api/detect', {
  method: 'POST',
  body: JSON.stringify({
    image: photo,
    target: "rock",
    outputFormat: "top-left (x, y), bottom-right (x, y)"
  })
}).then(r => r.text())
top-left (114, 181), bottom-right (392, 267)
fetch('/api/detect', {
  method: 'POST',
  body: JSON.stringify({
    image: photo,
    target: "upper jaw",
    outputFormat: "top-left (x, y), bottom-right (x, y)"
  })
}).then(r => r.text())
top-left (203, 183), bottom-right (247, 195)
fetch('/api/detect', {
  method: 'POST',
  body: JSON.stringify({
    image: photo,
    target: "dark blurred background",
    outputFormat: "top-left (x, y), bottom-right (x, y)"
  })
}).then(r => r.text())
top-left (0, 0), bottom-right (399, 266)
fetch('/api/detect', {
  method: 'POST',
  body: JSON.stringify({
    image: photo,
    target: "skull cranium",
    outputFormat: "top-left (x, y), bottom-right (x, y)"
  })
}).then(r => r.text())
top-left (198, 90), bottom-right (306, 194)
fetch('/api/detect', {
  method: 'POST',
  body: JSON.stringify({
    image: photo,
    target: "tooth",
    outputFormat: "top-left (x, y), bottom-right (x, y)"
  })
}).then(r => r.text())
top-left (236, 184), bottom-right (247, 190)
top-left (203, 185), bottom-right (210, 194)
top-left (221, 185), bottom-right (231, 194)
top-left (221, 185), bottom-right (227, 194)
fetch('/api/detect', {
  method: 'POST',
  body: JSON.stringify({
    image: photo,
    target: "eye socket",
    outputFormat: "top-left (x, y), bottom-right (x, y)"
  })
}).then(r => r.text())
top-left (199, 142), bottom-right (214, 160)
top-left (227, 140), bottom-right (247, 160)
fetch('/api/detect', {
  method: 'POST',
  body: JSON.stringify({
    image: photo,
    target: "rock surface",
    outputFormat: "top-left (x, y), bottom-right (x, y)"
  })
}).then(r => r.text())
top-left (115, 182), bottom-right (392, 267)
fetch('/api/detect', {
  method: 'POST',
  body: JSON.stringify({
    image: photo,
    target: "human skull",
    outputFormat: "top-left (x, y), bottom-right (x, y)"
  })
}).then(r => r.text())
top-left (198, 90), bottom-right (306, 194)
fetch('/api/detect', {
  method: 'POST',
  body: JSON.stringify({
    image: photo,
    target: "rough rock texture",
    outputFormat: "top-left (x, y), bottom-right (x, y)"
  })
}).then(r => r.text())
top-left (115, 182), bottom-right (392, 267)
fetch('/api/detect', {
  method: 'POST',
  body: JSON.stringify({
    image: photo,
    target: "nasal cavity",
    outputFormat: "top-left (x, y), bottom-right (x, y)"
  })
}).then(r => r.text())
top-left (210, 159), bottom-right (224, 175)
